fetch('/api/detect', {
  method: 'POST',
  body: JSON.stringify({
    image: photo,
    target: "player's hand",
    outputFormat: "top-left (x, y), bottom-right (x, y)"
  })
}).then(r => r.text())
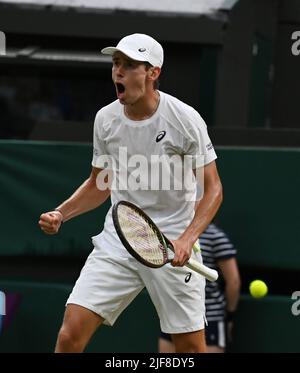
top-left (39, 211), bottom-right (63, 235)
top-left (170, 238), bottom-right (193, 267)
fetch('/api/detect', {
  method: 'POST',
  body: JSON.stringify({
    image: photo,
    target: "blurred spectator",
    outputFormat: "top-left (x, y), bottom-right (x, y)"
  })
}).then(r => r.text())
top-left (159, 223), bottom-right (241, 353)
top-left (0, 82), bottom-right (35, 139)
top-left (0, 96), bottom-right (14, 138)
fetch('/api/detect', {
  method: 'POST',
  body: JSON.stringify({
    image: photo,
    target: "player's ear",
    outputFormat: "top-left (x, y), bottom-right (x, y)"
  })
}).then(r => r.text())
top-left (148, 66), bottom-right (161, 81)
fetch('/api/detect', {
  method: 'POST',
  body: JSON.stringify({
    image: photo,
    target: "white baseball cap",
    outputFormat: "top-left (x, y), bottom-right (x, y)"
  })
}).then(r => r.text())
top-left (101, 33), bottom-right (164, 68)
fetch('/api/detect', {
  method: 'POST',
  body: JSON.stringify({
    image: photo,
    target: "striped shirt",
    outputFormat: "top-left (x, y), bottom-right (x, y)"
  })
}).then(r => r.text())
top-left (200, 224), bottom-right (237, 322)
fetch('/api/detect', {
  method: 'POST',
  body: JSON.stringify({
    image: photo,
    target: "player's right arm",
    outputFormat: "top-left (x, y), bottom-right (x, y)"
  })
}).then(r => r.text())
top-left (39, 167), bottom-right (111, 235)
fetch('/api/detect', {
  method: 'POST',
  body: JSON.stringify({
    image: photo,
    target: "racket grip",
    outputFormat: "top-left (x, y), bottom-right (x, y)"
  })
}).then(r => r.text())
top-left (186, 258), bottom-right (219, 282)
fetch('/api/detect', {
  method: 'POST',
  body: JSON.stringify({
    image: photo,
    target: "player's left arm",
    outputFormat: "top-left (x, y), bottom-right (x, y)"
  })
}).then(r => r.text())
top-left (171, 160), bottom-right (223, 266)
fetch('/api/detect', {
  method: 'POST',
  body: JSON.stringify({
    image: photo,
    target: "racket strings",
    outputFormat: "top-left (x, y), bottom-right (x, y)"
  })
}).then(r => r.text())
top-left (118, 205), bottom-right (166, 265)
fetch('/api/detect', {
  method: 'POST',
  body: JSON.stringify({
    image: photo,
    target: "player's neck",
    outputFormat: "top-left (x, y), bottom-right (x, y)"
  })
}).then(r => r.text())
top-left (124, 90), bottom-right (160, 121)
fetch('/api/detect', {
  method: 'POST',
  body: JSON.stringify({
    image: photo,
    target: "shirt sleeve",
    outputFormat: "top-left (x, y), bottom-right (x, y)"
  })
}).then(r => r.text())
top-left (91, 111), bottom-right (111, 169)
top-left (183, 109), bottom-right (217, 169)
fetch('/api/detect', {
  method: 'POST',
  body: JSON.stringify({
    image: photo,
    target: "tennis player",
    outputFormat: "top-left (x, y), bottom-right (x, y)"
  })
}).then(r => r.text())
top-left (39, 33), bottom-right (223, 353)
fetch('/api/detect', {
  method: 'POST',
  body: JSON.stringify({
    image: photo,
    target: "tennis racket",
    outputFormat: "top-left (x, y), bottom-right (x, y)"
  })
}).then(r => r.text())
top-left (112, 200), bottom-right (218, 282)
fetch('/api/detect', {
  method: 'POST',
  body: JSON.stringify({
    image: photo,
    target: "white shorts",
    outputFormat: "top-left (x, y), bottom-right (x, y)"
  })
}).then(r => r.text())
top-left (67, 239), bottom-right (206, 334)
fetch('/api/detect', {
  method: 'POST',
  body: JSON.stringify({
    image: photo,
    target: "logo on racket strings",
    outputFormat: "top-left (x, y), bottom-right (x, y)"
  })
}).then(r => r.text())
top-left (159, 244), bottom-right (168, 263)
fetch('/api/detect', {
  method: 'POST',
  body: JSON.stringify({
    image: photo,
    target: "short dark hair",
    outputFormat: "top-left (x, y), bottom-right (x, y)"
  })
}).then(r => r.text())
top-left (144, 62), bottom-right (160, 90)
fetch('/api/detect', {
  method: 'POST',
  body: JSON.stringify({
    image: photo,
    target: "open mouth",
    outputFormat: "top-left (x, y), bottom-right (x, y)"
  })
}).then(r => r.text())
top-left (116, 83), bottom-right (125, 95)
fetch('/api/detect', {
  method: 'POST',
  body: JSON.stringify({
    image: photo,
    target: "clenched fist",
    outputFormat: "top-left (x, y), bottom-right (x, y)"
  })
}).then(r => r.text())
top-left (39, 210), bottom-right (63, 235)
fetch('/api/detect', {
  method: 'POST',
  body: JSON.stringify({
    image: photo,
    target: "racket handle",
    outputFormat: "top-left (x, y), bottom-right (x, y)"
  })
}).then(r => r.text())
top-left (164, 236), bottom-right (218, 281)
top-left (186, 257), bottom-right (219, 282)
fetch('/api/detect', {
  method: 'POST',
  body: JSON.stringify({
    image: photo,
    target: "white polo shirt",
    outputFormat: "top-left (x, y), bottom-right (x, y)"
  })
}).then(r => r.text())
top-left (92, 91), bottom-right (217, 254)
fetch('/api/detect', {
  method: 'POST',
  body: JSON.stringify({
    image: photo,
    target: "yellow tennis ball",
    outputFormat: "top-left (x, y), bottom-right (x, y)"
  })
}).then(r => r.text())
top-left (249, 280), bottom-right (268, 298)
